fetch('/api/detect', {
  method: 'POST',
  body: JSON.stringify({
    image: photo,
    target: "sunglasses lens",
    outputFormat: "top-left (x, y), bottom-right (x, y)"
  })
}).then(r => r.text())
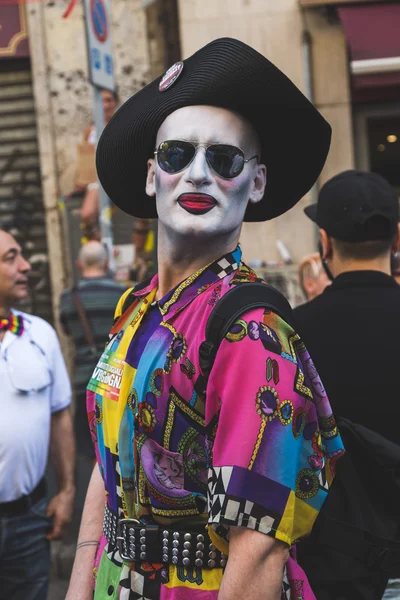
top-left (157, 141), bottom-right (195, 174)
top-left (207, 145), bottom-right (245, 178)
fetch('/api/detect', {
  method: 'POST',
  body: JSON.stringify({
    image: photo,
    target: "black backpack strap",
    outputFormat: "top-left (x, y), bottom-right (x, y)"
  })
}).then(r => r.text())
top-left (196, 282), bottom-right (294, 395)
top-left (121, 277), bottom-right (153, 315)
top-left (112, 278), bottom-right (153, 327)
top-left (71, 286), bottom-right (97, 357)
top-left (309, 513), bottom-right (400, 575)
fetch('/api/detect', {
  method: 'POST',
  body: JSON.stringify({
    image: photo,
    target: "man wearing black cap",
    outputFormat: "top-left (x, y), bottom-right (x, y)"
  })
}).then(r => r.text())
top-left (294, 169), bottom-right (400, 599)
top-left (66, 38), bottom-right (343, 600)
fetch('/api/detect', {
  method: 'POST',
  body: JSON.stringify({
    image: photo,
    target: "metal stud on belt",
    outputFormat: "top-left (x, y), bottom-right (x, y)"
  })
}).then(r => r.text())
top-left (195, 533), bottom-right (204, 567)
top-left (109, 509), bottom-right (228, 569)
top-left (140, 528), bottom-right (146, 560)
top-left (162, 530), bottom-right (169, 563)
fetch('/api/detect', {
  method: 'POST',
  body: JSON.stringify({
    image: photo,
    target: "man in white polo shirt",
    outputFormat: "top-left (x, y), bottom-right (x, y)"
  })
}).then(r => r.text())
top-left (0, 229), bottom-right (75, 600)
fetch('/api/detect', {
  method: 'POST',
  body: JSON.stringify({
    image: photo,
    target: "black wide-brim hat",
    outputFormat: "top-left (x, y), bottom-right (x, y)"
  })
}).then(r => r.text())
top-left (96, 37), bottom-right (331, 222)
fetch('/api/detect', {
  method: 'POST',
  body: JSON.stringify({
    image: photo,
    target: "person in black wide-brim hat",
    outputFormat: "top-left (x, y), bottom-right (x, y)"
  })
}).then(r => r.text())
top-left (96, 38), bottom-right (330, 222)
top-left (67, 38), bottom-right (343, 600)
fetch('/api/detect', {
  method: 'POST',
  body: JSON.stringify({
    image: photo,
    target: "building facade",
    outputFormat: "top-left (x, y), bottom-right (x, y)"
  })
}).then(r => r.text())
top-left (0, 0), bottom-right (154, 327)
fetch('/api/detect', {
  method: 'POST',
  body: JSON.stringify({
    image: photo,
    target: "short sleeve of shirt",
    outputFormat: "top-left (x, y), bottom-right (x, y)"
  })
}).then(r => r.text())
top-left (206, 307), bottom-right (337, 547)
top-left (46, 324), bottom-right (72, 413)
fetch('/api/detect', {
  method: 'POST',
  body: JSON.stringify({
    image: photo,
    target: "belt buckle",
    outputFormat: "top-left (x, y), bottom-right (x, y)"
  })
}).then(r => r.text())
top-left (116, 517), bottom-right (140, 561)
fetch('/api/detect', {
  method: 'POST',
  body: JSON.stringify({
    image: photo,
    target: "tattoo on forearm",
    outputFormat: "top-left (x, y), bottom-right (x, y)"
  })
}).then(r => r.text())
top-left (76, 540), bottom-right (99, 550)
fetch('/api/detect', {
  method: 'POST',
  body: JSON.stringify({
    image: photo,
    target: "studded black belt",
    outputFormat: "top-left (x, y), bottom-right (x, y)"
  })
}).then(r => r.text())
top-left (103, 503), bottom-right (227, 569)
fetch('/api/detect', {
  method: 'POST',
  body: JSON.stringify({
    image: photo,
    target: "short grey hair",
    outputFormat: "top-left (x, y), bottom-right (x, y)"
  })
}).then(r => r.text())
top-left (78, 241), bottom-right (108, 269)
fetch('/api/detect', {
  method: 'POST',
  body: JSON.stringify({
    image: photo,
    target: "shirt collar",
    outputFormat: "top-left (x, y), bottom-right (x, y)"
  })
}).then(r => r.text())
top-left (133, 246), bottom-right (242, 320)
top-left (328, 270), bottom-right (398, 291)
top-left (11, 308), bottom-right (32, 330)
top-left (1, 309), bottom-right (31, 353)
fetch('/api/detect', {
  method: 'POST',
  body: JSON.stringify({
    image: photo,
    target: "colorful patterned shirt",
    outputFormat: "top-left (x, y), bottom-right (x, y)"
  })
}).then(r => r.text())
top-left (87, 246), bottom-right (344, 599)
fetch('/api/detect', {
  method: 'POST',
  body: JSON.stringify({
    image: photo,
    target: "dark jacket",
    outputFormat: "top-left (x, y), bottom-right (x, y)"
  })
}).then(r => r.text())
top-left (293, 270), bottom-right (400, 445)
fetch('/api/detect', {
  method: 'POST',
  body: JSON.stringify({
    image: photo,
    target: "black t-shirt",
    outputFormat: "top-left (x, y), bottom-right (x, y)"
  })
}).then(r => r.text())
top-left (293, 270), bottom-right (400, 445)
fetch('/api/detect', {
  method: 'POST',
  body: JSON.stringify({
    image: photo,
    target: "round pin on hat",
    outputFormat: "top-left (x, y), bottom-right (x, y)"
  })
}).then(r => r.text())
top-left (159, 61), bottom-right (184, 92)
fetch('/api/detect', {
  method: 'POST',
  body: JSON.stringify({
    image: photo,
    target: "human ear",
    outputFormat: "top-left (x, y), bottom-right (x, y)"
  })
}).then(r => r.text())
top-left (145, 158), bottom-right (156, 197)
top-left (319, 229), bottom-right (332, 260)
top-left (248, 164), bottom-right (267, 205)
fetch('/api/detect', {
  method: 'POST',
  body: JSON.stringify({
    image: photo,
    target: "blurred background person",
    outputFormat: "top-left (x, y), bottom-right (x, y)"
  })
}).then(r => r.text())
top-left (74, 89), bottom-right (119, 194)
top-left (129, 217), bottom-right (156, 284)
top-left (0, 229), bottom-right (75, 600)
top-left (60, 241), bottom-right (127, 461)
top-left (298, 252), bottom-right (331, 301)
top-left (76, 90), bottom-right (120, 241)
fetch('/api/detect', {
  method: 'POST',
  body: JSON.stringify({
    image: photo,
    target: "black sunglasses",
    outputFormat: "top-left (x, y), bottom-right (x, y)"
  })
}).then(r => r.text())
top-left (154, 140), bottom-right (259, 179)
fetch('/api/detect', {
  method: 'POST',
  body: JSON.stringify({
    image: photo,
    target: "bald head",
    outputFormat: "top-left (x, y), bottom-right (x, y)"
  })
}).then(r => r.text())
top-left (78, 241), bottom-right (108, 276)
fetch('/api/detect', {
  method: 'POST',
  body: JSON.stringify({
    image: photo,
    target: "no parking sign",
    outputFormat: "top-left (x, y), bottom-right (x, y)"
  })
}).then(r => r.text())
top-left (83, 0), bottom-right (115, 91)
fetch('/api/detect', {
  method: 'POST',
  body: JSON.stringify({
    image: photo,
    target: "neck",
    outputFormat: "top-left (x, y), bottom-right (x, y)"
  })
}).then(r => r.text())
top-left (81, 268), bottom-right (106, 279)
top-left (156, 225), bottom-right (240, 301)
top-left (330, 254), bottom-right (391, 278)
top-left (0, 303), bottom-right (12, 319)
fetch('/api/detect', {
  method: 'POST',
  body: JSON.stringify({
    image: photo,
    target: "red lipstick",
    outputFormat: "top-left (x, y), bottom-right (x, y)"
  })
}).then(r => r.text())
top-left (177, 193), bottom-right (217, 215)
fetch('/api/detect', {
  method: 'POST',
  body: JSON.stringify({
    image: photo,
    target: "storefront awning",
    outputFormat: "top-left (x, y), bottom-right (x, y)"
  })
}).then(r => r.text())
top-left (299, 0), bottom-right (375, 6)
top-left (338, 3), bottom-right (400, 90)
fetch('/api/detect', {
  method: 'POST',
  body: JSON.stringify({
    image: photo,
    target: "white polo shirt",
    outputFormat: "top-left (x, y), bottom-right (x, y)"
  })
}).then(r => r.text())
top-left (0, 310), bottom-right (71, 502)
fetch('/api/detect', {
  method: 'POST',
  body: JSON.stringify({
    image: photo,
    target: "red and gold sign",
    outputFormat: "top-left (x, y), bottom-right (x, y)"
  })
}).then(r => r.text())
top-left (0, 0), bottom-right (29, 58)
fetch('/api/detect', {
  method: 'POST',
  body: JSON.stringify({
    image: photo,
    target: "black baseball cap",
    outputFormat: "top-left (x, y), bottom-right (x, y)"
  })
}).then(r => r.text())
top-left (304, 170), bottom-right (399, 242)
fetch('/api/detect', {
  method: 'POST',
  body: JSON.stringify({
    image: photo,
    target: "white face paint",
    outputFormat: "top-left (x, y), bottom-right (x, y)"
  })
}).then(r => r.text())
top-left (146, 105), bottom-right (266, 242)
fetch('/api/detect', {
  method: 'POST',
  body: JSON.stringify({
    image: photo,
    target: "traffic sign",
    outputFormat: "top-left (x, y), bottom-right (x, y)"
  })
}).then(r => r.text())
top-left (83, 0), bottom-right (115, 91)
top-left (90, 0), bottom-right (108, 42)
